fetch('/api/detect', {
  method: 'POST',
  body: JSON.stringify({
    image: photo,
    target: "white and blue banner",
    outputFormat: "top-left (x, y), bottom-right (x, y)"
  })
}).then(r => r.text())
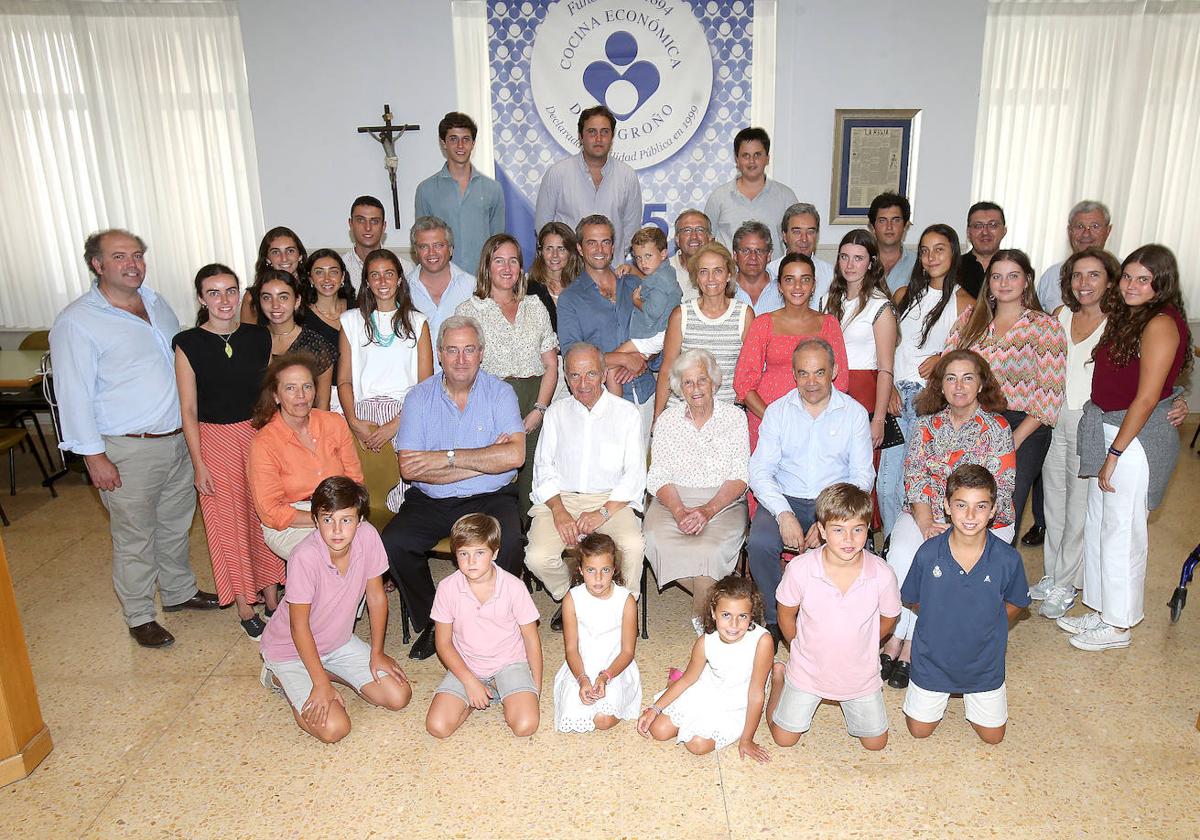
top-left (487, 0), bottom-right (754, 255)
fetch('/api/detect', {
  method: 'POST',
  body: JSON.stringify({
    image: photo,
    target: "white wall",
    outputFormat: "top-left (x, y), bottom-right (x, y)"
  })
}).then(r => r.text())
top-left (772, 0), bottom-right (989, 251)
top-left (237, 0), bottom-right (457, 250)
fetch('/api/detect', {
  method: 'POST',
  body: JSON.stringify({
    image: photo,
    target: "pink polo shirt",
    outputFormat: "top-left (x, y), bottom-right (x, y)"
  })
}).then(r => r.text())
top-left (430, 566), bottom-right (540, 678)
top-left (259, 523), bottom-right (388, 662)
top-left (775, 547), bottom-right (901, 701)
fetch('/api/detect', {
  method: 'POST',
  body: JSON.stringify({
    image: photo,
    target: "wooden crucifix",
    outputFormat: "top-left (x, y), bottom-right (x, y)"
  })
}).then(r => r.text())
top-left (357, 104), bottom-right (419, 227)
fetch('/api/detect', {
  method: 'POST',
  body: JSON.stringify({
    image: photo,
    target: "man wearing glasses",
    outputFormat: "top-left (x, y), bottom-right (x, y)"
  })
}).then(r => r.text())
top-left (669, 209), bottom-right (713, 302)
top-left (382, 315), bottom-right (527, 660)
top-left (731, 220), bottom-right (782, 314)
top-left (1035, 200), bottom-right (1113, 313)
top-left (704, 127), bottom-right (798, 248)
top-left (960, 201), bottom-right (1008, 298)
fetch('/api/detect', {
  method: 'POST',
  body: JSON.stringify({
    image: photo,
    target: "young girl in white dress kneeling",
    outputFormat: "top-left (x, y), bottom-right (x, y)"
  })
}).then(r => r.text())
top-left (553, 534), bottom-right (642, 732)
top-left (637, 575), bottom-right (773, 762)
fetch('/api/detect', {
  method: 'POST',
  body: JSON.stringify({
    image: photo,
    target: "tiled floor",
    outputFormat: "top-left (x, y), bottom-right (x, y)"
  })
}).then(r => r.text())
top-left (1, 428), bottom-right (1199, 838)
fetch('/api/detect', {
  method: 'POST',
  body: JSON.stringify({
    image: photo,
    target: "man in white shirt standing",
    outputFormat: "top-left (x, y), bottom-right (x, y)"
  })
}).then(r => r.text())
top-left (766, 202), bottom-right (835, 309)
top-left (525, 343), bottom-right (646, 630)
top-left (343, 195), bottom-right (414, 291)
top-left (704, 127), bottom-right (799, 248)
top-left (407, 216), bottom-right (475, 371)
top-left (50, 229), bottom-right (218, 648)
top-left (535, 105), bottom-right (643, 262)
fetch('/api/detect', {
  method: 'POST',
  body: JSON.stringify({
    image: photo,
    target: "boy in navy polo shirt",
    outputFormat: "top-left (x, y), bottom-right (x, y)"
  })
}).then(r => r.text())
top-left (900, 464), bottom-right (1030, 744)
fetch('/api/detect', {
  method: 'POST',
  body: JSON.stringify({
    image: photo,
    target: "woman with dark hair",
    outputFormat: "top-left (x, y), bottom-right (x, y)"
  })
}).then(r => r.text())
top-left (734, 251), bottom-right (849, 450)
top-left (337, 249), bottom-right (433, 525)
top-left (1062, 245), bottom-right (1192, 651)
top-left (302, 248), bottom-right (355, 361)
top-left (876, 224), bottom-right (975, 537)
top-left (252, 268), bottom-right (336, 409)
top-left (455, 233), bottom-right (557, 523)
top-left (653, 241), bottom-right (753, 419)
top-left (880, 349), bottom-right (1016, 688)
top-left (527, 221), bottom-right (582, 330)
top-left (240, 226), bottom-right (308, 322)
top-left (173, 264), bottom-right (278, 636)
top-left (248, 353), bottom-right (363, 561)
top-left (945, 248), bottom-right (1066, 546)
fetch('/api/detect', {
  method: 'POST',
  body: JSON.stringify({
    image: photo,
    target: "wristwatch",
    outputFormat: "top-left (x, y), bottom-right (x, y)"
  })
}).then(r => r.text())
top-left (446, 449), bottom-right (456, 467)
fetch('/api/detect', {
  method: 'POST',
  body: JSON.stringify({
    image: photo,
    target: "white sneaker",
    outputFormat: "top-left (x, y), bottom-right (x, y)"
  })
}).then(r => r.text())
top-left (1069, 622), bottom-right (1132, 651)
top-left (1028, 575), bottom-right (1055, 600)
top-left (1039, 586), bottom-right (1077, 619)
top-left (691, 616), bottom-right (704, 637)
top-left (1056, 610), bottom-right (1104, 635)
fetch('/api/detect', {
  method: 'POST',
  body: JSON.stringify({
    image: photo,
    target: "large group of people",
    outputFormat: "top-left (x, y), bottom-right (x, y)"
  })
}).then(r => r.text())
top-left (48, 106), bottom-right (1192, 752)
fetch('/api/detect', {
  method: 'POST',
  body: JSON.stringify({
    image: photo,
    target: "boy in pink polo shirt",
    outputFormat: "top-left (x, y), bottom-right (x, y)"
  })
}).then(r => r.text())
top-left (766, 483), bottom-right (901, 751)
top-left (425, 513), bottom-right (543, 738)
top-left (259, 477), bottom-right (411, 744)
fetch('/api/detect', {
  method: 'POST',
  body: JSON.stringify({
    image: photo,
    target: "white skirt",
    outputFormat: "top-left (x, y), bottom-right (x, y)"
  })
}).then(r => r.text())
top-left (552, 660), bottom-right (642, 733)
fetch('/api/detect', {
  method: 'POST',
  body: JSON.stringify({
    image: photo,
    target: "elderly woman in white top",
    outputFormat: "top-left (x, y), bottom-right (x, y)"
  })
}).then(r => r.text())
top-left (644, 348), bottom-right (751, 632)
top-left (456, 233), bottom-right (558, 523)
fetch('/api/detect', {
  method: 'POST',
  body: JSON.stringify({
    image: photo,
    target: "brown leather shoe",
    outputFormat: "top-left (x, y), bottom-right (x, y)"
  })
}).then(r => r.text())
top-left (129, 621), bottom-right (175, 648)
top-left (163, 590), bottom-right (220, 611)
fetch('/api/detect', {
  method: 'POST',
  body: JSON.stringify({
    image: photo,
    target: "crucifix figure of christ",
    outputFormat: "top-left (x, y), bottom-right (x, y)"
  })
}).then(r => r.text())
top-left (357, 104), bottom-right (420, 228)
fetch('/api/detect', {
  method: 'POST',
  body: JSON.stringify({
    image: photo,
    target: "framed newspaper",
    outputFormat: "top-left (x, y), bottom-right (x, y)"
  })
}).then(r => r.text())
top-left (829, 109), bottom-right (920, 224)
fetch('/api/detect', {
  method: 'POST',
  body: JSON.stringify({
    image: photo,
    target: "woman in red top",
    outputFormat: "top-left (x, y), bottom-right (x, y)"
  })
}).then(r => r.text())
top-left (1061, 244), bottom-right (1192, 651)
top-left (733, 252), bottom-right (849, 450)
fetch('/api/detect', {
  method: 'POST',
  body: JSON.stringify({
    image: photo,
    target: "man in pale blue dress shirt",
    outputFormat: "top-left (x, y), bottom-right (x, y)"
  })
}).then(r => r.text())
top-left (535, 105), bottom-right (643, 262)
top-left (414, 112), bottom-right (505, 273)
top-left (747, 337), bottom-right (874, 634)
top-left (50, 229), bottom-right (217, 648)
top-left (407, 216), bottom-right (476, 372)
top-left (731, 221), bottom-right (783, 315)
top-left (869, 192), bottom-right (919, 294)
top-left (766, 202), bottom-right (835, 309)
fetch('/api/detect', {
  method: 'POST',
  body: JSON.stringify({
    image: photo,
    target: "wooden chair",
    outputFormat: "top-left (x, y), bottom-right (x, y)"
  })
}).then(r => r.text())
top-left (0, 427), bottom-right (57, 526)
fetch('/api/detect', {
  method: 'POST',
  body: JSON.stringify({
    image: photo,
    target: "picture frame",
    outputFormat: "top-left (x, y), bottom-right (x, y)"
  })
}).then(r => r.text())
top-left (829, 108), bottom-right (921, 224)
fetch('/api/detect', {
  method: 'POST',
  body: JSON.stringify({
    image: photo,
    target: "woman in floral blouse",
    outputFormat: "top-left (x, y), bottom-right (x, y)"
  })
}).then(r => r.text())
top-left (456, 233), bottom-right (558, 524)
top-left (945, 248), bottom-right (1066, 546)
top-left (879, 349), bottom-right (1016, 690)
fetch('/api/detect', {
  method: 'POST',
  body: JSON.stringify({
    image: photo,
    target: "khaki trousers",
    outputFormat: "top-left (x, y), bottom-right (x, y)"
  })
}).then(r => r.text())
top-left (525, 491), bottom-right (643, 600)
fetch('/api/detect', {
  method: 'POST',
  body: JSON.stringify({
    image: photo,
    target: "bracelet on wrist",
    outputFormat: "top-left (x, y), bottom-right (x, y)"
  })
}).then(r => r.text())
top-left (598, 506), bottom-right (611, 520)
top-left (533, 402), bottom-right (548, 413)
top-left (1108, 445), bottom-right (1124, 458)
top-left (648, 704), bottom-right (662, 716)
top-left (599, 669), bottom-right (613, 682)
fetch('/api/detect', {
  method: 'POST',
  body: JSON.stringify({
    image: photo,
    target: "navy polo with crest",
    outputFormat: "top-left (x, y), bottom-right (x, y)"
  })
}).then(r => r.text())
top-left (900, 530), bottom-right (1031, 694)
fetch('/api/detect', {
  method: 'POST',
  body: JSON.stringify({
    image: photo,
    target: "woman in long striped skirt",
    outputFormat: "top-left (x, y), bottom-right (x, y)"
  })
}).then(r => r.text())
top-left (337, 249), bottom-right (433, 531)
top-left (174, 264), bottom-right (281, 637)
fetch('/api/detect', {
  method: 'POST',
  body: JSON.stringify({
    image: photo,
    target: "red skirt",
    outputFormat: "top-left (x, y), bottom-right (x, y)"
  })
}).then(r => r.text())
top-left (199, 421), bottom-right (286, 605)
top-left (847, 369), bottom-right (883, 531)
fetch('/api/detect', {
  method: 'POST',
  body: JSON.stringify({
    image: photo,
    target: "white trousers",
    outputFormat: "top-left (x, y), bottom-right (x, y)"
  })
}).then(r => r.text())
top-left (1041, 406), bottom-right (1087, 590)
top-left (1082, 424), bottom-right (1149, 629)
top-left (888, 513), bottom-right (1015, 640)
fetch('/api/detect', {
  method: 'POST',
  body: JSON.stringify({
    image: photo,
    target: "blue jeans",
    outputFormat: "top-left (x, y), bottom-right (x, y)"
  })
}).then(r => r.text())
top-left (747, 496), bottom-right (817, 624)
top-left (876, 380), bottom-right (923, 539)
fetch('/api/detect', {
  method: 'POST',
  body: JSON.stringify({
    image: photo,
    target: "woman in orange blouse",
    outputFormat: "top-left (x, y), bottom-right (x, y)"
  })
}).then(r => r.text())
top-left (248, 353), bottom-right (364, 561)
top-left (945, 249), bottom-right (1065, 547)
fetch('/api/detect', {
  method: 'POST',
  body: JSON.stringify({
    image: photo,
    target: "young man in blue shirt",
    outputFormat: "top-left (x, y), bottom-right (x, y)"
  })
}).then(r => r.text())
top-left (900, 464), bottom-right (1030, 744)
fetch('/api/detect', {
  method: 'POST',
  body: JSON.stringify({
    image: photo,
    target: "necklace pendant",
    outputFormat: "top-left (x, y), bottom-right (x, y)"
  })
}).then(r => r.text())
top-left (224, 343), bottom-right (233, 358)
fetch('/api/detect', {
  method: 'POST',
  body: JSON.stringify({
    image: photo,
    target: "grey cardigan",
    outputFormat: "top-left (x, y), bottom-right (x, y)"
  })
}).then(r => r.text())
top-left (1077, 386), bottom-right (1183, 511)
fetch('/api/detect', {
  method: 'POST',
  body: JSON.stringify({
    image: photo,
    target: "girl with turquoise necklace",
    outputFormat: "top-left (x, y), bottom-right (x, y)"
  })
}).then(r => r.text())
top-left (337, 249), bottom-right (433, 524)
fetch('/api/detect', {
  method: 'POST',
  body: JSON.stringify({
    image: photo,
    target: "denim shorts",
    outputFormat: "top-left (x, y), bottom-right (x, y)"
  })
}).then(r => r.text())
top-left (434, 661), bottom-right (538, 706)
top-left (773, 679), bottom-right (889, 738)
top-left (261, 634), bottom-right (375, 710)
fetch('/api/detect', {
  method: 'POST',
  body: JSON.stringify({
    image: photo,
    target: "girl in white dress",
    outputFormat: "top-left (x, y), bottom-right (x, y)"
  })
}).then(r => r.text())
top-left (553, 534), bottom-right (642, 732)
top-left (637, 576), bottom-right (774, 762)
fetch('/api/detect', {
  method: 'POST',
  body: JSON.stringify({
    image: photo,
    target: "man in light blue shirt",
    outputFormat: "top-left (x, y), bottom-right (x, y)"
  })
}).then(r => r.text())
top-left (870, 192), bottom-right (919, 294)
top-left (747, 337), bottom-right (874, 629)
top-left (407, 216), bottom-right (475, 372)
top-left (414, 112), bottom-right (505, 273)
top-left (50, 229), bottom-right (216, 648)
top-left (383, 314), bottom-right (527, 659)
top-left (766, 202), bottom-right (835, 309)
top-left (1035, 200), bottom-right (1113, 313)
top-left (731, 221), bottom-right (783, 314)
top-left (535, 105), bottom-right (643, 262)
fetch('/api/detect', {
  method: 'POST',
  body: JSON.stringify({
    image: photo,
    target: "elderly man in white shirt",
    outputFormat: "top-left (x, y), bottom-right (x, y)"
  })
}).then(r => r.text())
top-left (526, 342), bottom-right (646, 629)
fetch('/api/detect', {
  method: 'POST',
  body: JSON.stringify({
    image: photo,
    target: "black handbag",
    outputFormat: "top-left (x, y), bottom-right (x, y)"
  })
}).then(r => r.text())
top-left (879, 413), bottom-right (905, 449)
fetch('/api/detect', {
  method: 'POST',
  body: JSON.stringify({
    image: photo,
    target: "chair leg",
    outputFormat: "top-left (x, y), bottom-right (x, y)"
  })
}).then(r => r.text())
top-left (640, 558), bottom-right (650, 640)
top-left (1191, 422), bottom-right (1200, 449)
top-left (399, 591), bottom-right (411, 645)
top-left (24, 432), bottom-right (56, 498)
top-left (0, 496), bottom-right (8, 526)
top-left (21, 412), bottom-right (55, 471)
top-left (8, 450), bottom-right (14, 496)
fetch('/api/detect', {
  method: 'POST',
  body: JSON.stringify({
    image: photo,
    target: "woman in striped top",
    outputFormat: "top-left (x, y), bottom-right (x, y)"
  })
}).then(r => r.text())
top-left (945, 248), bottom-right (1066, 547)
top-left (653, 242), bottom-right (753, 420)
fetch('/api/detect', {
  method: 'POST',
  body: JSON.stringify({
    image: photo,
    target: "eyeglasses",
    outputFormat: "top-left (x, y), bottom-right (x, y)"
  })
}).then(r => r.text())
top-left (678, 226), bottom-right (710, 236)
top-left (969, 221), bottom-right (1003, 231)
top-left (1071, 222), bottom-right (1107, 234)
top-left (736, 247), bottom-right (769, 257)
